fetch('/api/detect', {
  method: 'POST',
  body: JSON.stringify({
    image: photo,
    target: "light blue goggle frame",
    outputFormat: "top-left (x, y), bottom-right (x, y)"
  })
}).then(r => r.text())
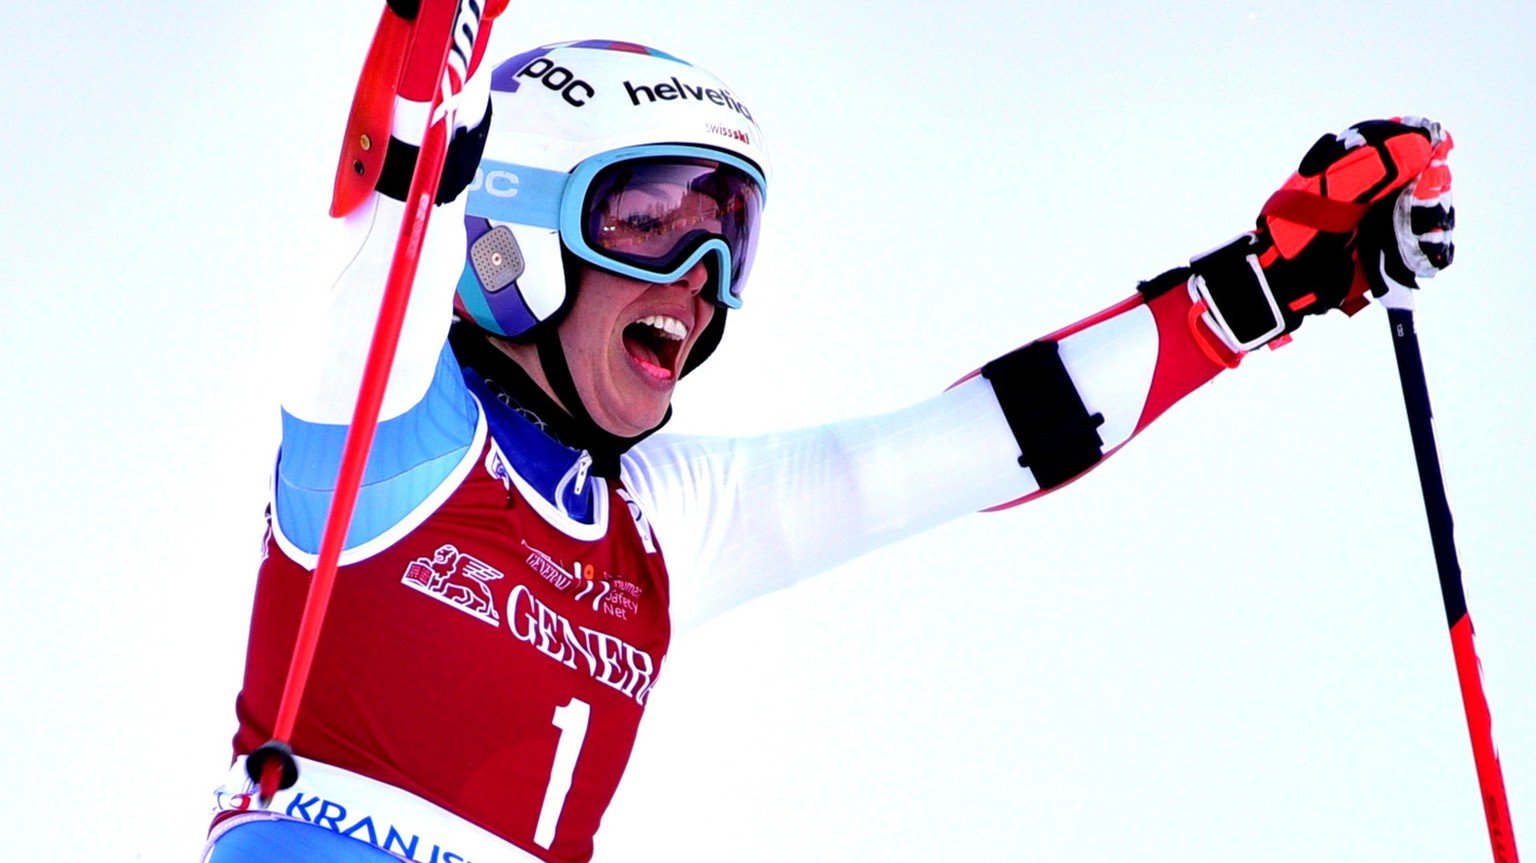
top-left (468, 144), bottom-right (767, 309)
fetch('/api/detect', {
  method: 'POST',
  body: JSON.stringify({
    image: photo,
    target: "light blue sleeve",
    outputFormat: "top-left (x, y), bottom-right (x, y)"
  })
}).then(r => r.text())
top-left (275, 343), bottom-right (479, 554)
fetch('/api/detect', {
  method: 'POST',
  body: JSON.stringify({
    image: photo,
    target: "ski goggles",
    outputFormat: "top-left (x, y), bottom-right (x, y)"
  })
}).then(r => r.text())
top-left (472, 145), bottom-right (766, 308)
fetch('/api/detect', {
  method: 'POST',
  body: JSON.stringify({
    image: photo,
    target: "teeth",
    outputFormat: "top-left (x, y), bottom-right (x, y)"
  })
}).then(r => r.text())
top-left (634, 315), bottom-right (688, 341)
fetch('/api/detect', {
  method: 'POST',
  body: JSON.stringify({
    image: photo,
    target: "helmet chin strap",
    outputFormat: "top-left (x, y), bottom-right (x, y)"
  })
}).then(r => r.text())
top-left (491, 254), bottom-right (732, 474)
top-left (680, 309), bottom-right (726, 376)
top-left (447, 320), bottom-right (666, 478)
top-left (533, 324), bottom-right (670, 476)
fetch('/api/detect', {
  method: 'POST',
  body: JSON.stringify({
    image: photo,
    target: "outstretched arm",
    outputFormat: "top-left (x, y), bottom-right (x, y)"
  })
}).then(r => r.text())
top-left (630, 117), bottom-right (1454, 632)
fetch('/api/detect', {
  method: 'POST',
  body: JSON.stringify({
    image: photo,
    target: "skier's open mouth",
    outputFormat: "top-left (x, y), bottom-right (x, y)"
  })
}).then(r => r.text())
top-left (623, 315), bottom-right (688, 381)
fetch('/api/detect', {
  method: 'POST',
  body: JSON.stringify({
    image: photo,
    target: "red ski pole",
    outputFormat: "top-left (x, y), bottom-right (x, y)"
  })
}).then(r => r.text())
top-left (1381, 280), bottom-right (1521, 863)
top-left (244, 0), bottom-right (504, 804)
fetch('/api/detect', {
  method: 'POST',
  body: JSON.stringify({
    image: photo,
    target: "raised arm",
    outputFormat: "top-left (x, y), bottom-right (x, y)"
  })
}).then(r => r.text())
top-left (269, 35), bottom-right (496, 561)
top-left (630, 117), bottom-right (1455, 633)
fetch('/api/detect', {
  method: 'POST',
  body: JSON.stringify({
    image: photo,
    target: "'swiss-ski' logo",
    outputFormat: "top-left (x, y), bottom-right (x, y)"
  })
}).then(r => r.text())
top-left (705, 123), bottom-right (751, 146)
top-left (401, 544), bottom-right (505, 626)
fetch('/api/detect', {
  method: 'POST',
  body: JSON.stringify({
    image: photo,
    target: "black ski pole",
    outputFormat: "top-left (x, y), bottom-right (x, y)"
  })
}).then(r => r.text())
top-left (1381, 282), bottom-right (1520, 863)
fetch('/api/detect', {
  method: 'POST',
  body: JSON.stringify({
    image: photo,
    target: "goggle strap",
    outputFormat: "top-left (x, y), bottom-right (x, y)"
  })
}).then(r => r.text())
top-left (468, 161), bottom-right (568, 228)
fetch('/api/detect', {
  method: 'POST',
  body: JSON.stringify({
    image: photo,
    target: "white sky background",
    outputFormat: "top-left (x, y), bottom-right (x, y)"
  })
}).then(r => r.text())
top-left (2, 1), bottom-right (1533, 860)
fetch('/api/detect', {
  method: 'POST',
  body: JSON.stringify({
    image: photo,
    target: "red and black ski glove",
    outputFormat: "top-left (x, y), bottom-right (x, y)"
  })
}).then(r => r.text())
top-left (1151, 118), bottom-right (1455, 357)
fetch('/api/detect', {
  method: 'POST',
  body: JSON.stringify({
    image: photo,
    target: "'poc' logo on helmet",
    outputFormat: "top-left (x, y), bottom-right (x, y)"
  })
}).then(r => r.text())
top-left (517, 58), bottom-right (595, 107)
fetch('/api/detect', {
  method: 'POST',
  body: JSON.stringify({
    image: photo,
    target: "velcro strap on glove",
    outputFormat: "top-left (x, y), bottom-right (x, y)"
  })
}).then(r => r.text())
top-left (1188, 233), bottom-right (1286, 352)
top-left (377, 102), bottom-right (493, 205)
top-left (981, 340), bottom-right (1105, 490)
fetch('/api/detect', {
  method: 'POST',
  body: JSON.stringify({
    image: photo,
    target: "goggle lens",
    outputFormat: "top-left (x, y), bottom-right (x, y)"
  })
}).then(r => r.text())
top-left (581, 158), bottom-right (762, 305)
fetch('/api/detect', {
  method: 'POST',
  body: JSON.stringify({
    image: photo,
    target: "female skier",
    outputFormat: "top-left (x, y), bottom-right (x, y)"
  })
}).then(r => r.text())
top-left (205, 36), bottom-right (1453, 863)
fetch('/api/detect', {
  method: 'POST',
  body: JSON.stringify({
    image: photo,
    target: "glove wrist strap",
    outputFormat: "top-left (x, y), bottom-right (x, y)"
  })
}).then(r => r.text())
top-left (1188, 233), bottom-right (1286, 353)
top-left (376, 103), bottom-right (493, 205)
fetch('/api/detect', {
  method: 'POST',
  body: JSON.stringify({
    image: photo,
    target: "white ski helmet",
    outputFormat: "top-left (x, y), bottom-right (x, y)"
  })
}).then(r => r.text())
top-left (457, 40), bottom-right (770, 342)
